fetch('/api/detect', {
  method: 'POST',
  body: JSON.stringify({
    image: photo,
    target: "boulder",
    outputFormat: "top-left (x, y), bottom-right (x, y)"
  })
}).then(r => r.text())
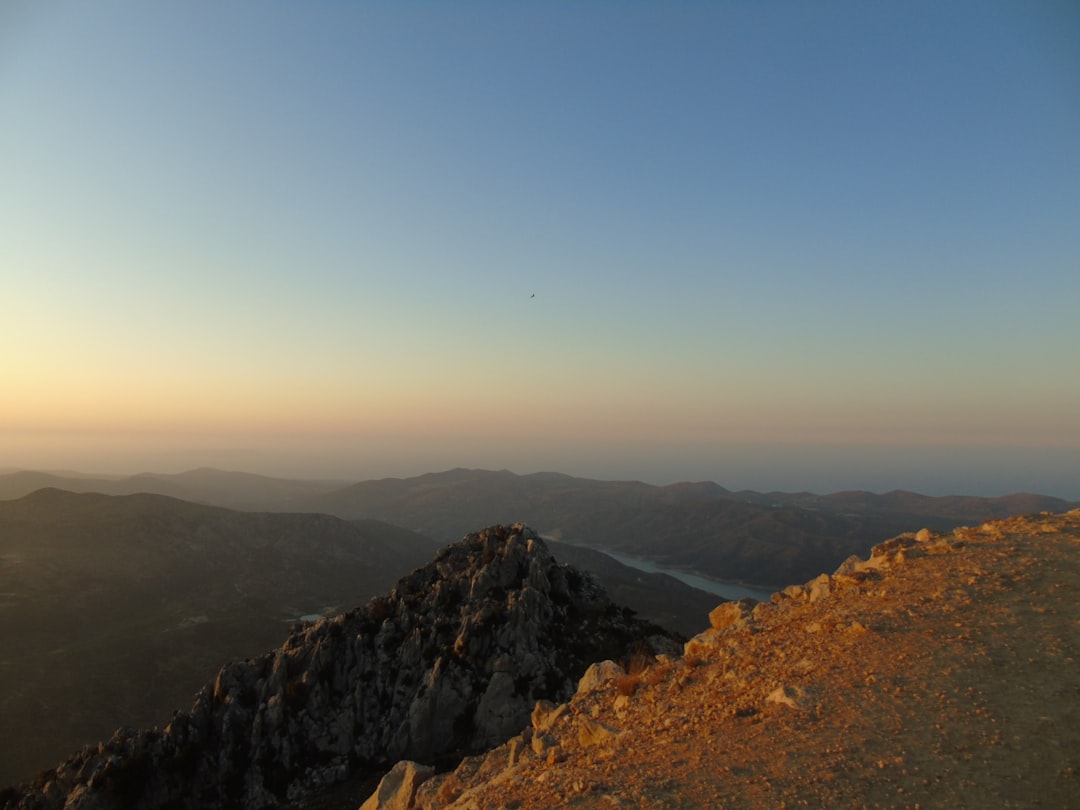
top-left (576, 660), bottom-right (626, 695)
top-left (808, 574), bottom-right (832, 603)
top-left (684, 598), bottom-right (759, 657)
top-left (708, 598), bottom-right (759, 630)
top-left (359, 761), bottom-right (434, 810)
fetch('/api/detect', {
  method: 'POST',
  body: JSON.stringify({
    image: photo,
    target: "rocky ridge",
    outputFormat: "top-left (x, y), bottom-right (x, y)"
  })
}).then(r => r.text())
top-left (371, 510), bottom-right (1080, 809)
top-left (0, 524), bottom-right (677, 810)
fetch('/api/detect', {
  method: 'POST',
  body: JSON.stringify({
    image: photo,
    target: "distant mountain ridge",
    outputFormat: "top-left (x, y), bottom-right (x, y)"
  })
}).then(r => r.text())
top-left (301, 468), bottom-right (1079, 586)
top-left (735, 486), bottom-right (1078, 519)
top-left (0, 468), bottom-right (346, 512)
top-left (3, 467), bottom-right (1075, 590)
top-left (4, 467), bottom-right (1071, 527)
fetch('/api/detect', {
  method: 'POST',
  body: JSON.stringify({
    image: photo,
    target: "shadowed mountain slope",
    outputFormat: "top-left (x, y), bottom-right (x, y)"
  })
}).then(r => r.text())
top-left (0, 490), bottom-right (438, 786)
top-left (0, 492), bottom-right (712, 788)
top-left (310, 469), bottom-right (1080, 587)
top-left (542, 541), bottom-right (719, 638)
top-left (3, 468), bottom-right (1074, 591)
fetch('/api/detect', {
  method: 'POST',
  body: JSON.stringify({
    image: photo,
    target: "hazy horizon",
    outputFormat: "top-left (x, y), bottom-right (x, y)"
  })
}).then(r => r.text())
top-left (3, 435), bottom-right (1078, 500)
top-left (3, 4), bottom-right (1078, 502)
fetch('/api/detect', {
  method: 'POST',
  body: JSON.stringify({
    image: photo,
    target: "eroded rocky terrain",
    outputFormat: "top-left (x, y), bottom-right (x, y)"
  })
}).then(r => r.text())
top-left (375, 510), bottom-right (1080, 809)
top-left (8, 511), bottom-right (1079, 810)
top-left (0, 525), bottom-right (676, 809)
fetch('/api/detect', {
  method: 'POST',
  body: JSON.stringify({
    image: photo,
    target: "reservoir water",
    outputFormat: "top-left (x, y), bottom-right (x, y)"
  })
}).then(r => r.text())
top-left (597, 548), bottom-right (775, 603)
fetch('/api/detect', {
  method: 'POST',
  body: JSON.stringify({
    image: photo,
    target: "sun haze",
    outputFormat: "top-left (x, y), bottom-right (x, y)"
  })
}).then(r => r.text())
top-left (2, 2), bottom-right (1078, 497)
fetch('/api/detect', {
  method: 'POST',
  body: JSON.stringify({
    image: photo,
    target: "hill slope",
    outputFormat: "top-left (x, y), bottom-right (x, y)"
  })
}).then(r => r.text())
top-left (5, 467), bottom-right (1075, 590)
top-left (0, 525), bottom-right (678, 810)
top-left (311, 468), bottom-right (1079, 586)
top-left (0, 490), bottom-right (438, 786)
top-left (406, 510), bottom-right (1080, 809)
top-left (0, 469), bottom-right (345, 512)
top-left (0, 489), bottom-right (718, 787)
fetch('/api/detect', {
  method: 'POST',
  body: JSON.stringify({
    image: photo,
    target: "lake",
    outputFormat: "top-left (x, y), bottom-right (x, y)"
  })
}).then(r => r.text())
top-left (596, 548), bottom-right (775, 602)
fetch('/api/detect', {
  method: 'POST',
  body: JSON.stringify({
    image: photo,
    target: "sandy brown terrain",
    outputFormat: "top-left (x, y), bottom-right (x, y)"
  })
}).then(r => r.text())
top-left (408, 510), bottom-right (1080, 809)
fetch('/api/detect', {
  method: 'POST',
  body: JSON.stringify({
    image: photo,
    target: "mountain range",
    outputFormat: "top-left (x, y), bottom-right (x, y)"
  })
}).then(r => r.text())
top-left (3, 465), bottom-right (1076, 789)
top-left (3, 466), bottom-right (1074, 587)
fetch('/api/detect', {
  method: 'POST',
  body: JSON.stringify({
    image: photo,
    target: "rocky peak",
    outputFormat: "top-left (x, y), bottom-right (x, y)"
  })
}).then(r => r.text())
top-left (1, 524), bottom-right (677, 810)
top-left (398, 511), bottom-right (1080, 809)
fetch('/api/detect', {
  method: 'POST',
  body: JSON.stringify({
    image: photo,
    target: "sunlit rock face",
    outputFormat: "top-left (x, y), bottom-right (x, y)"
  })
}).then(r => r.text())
top-left (2, 524), bottom-right (677, 810)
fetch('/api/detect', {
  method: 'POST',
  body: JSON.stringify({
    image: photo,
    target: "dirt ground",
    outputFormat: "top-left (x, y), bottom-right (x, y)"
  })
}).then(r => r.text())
top-left (413, 510), bottom-right (1080, 809)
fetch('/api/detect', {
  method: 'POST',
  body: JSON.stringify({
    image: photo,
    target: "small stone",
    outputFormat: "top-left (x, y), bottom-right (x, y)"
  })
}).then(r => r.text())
top-left (578, 718), bottom-right (625, 747)
top-left (531, 700), bottom-right (568, 733)
top-left (766, 685), bottom-right (815, 711)
top-left (531, 733), bottom-right (556, 756)
top-left (708, 599), bottom-right (759, 631)
top-left (808, 575), bottom-right (832, 603)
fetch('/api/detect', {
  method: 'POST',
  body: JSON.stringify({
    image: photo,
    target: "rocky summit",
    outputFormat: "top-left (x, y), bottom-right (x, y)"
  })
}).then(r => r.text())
top-left (394, 510), bottom-right (1080, 809)
top-left (0, 524), bottom-right (677, 810)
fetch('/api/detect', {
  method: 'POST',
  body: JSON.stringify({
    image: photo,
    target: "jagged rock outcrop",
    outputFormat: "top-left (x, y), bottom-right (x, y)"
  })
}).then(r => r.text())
top-left (0, 524), bottom-right (677, 810)
top-left (407, 511), bottom-right (1080, 809)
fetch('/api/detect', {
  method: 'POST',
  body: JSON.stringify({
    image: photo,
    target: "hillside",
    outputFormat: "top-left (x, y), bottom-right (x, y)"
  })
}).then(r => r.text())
top-left (541, 541), bottom-right (718, 637)
top-left (4, 467), bottom-right (1075, 591)
top-left (0, 469), bottom-right (345, 513)
top-left (401, 510), bottom-right (1080, 809)
top-left (5, 508), bottom-right (1078, 808)
top-left (309, 468), bottom-right (1080, 587)
top-left (0, 490), bottom-right (438, 786)
top-left (0, 490), bottom-right (714, 787)
top-left (0, 525), bottom-right (678, 810)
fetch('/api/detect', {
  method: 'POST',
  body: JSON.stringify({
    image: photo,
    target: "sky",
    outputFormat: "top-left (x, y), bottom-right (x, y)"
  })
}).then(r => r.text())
top-left (2, 1), bottom-right (1079, 497)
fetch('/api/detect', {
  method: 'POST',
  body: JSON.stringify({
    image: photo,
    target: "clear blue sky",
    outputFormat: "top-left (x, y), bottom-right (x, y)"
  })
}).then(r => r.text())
top-left (2, 1), bottom-right (1078, 496)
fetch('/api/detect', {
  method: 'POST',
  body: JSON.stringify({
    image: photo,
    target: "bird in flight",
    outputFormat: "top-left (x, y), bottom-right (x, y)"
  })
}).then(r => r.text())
top-left (530, 293), bottom-right (535, 298)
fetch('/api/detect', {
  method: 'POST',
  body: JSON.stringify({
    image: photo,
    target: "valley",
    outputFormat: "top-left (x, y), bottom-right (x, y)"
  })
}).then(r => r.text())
top-left (0, 486), bottom-right (713, 785)
top-left (2, 466), bottom-right (1077, 798)
top-left (4, 467), bottom-right (1072, 589)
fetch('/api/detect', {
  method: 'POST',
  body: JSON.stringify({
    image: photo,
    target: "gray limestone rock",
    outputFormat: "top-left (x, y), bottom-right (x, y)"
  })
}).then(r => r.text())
top-left (359, 761), bottom-right (434, 810)
top-left (3, 524), bottom-right (676, 810)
